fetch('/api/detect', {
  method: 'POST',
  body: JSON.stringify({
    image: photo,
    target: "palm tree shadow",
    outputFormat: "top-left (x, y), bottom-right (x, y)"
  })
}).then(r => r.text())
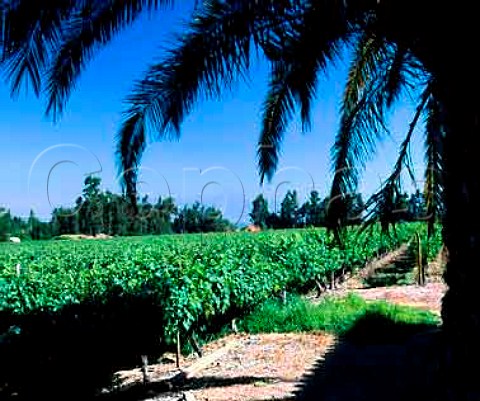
top-left (294, 312), bottom-right (446, 401)
top-left (1, 300), bottom-right (448, 401)
top-left (97, 375), bottom-right (294, 401)
top-left (0, 289), bottom-right (169, 401)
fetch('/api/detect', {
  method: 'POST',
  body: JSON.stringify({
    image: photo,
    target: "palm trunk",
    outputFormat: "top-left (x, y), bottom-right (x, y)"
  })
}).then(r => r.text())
top-left (439, 80), bottom-right (480, 399)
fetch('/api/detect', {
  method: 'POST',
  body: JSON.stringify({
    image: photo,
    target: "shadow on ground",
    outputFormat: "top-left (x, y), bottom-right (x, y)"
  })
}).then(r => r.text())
top-left (95, 376), bottom-right (294, 401)
top-left (1, 305), bottom-right (453, 401)
top-left (0, 288), bottom-right (167, 401)
top-left (294, 312), bottom-right (446, 401)
top-left (94, 313), bottom-right (447, 401)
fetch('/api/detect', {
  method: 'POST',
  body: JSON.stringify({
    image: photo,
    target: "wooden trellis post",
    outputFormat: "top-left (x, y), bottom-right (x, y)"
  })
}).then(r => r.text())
top-left (176, 329), bottom-right (181, 369)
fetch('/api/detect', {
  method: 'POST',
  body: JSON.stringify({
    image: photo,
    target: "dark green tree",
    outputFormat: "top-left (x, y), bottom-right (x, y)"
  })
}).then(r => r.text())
top-left (51, 207), bottom-right (78, 236)
top-left (110, 194), bottom-right (129, 236)
top-left (0, 208), bottom-right (51, 241)
top-left (0, 208), bottom-right (12, 241)
top-left (249, 194), bottom-right (270, 229)
top-left (138, 195), bottom-right (153, 235)
top-left (101, 191), bottom-right (115, 236)
top-left (303, 190), bottom-right (325, 227)
top-left (279, 190), bottom-right (300, 228)
top-left (173, 202), bottom-right (232, 233)
top-left (265, 211), bottom-right (281, 230)
top-left (48, 177), bottom-right (178, 237)
top-left (153, 196), bottom-right (177, 234)
top-left (408, 190), bottom-right (426, 221)
top-left (82, 176), bottom-right (103, 236)
top-left (28, 210), bottom-right (41, 240)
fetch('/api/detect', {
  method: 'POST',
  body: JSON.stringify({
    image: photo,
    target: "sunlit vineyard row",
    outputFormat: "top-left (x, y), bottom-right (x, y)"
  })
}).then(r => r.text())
top-left (0, 223), bottom-right (441, 343)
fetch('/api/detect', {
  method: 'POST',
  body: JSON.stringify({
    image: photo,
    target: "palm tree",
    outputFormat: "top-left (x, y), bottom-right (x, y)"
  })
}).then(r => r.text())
top-left (0, 0), bottom-right (477, 397)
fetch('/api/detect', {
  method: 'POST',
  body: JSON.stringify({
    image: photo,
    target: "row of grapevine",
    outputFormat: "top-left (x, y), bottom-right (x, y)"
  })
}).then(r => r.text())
top-left (0, 224), bottom-right (428, 340)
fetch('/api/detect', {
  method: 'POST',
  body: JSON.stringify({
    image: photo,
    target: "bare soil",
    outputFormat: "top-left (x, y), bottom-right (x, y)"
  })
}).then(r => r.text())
top-left (114, 333), bottom-right (335, 401)
top-left (347, 283), bottom-right (445, 315)
top-left (55, 233), bottom-right (113, 240)
top-left (340, 246), bottom-right (447, 315)
top-left (342, 243), bottom-right (410, 289)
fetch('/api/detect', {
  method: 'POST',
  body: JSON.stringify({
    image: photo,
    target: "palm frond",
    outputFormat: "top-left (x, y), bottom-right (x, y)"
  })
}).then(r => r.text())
top-left (361, 83), bottom-right (432, 233)
top-left (116, 111), bottom-right (146, 205)
top-left (45, 0), bottom-right (171, 119)
top-left (384, 84), bottom-right (432, 188)
top-left (362, 181), bottom-right (401, 236)
top-left (257, 63), bottom-right (297, 183)
top-left (257, 1), bottom-right (350, 182)
top-left (1, 0), bottom-right (76, 96)
top-left (333, 35), bottom-right (391, 186)
top-left (1, 1), bottom-right (170, 102)
top-left (117, 0), bottom-right (293, 197)
top-left (328, 32), bottom-right (389, 233)
top-left (328, 33), bottom-right (424, 234)
top-left (384, 45), bottom-right (409, 107)
top-left (424, 94), bottom-right (444, 237)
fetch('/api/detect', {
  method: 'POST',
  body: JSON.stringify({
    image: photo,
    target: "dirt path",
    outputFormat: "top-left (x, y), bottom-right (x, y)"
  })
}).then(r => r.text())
top-left (113, 333), bottom-right (335, 401)
top-left (347, 283), bottom-right (446, 315)
top-left (340, 245), bottom-right (446, 315)
top-left (338, 243), bottom-right (410, 290)
top-left (426, 246), bottom-right (447, 283)
top-left (313, 243), bottom-right (446, 315)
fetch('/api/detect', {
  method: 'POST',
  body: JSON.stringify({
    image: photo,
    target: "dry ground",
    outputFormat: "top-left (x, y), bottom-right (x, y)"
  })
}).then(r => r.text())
top-left (114, 333), bottom-right (335, 401)
top-left (347, 283), bottom-right (445, 315)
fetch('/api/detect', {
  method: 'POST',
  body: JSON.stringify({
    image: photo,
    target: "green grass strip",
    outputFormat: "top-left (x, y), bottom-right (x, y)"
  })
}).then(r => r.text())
top-left (239, 294), bottom-right (440, 336)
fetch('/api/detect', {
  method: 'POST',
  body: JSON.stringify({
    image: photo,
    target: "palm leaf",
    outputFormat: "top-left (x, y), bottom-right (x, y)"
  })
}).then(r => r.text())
top-left (384, 83), bottom-right (433, 189)
top-left (328, 32), bottom-right (389, 233)
top-left (1, 1), bottom-right (170, 102)
top-left (328, 34), bottom-right (424, 235)
top-left (257, 1), bottom-right (350, 182)
top-left (361, 83), bottom-right (432, 234)
top-left (117, 0), bottom-right (294, 197)
top-left (258, 62), bottom-right (297, 182)
top-left (1, 0), bottom-right (76, 96)
top-left (116, 111), bottom-right (146, 204)
top-left (45, 0), bottom-right (172, 119)
top-left (362, 181), bottom-right (401, 236)
top-left (424, 94), bottom-right (444, 237)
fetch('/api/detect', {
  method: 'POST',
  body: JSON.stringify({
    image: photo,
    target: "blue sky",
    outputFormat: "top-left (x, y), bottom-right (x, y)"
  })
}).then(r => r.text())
top-left (0, 2), bottom-right (425, 224)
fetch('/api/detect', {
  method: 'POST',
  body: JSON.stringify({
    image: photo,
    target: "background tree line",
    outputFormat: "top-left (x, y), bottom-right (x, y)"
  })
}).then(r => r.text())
top-left (249, 189), bottom-right (435, 230)
top-left (49, 176), bottom-right (234, 238)
top-left (1, 176), bottom-right (436, 241)
top-left (0, 176), bottom-right (234, 241)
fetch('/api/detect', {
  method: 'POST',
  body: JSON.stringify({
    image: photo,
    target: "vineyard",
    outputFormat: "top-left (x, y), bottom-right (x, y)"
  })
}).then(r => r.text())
top-left (0, 223), bottom-right (442, 398)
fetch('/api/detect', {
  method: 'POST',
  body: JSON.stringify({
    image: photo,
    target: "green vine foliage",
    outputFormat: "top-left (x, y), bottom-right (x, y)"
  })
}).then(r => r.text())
top-left (0, 224), bottom-right (436, 338)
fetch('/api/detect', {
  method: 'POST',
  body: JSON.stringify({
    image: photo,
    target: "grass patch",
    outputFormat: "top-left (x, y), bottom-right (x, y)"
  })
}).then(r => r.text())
top-left (238, 294), bottom-right (440, 336)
